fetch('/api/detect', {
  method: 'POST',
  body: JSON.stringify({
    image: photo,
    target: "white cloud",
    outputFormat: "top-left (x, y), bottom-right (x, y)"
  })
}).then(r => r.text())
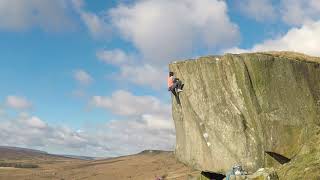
top-left (101, 0), bottom-right (239, 89)
top-left (0, 113), bottom-right (111, 156)
top-left (25, 116), bottom-right (47, 129)
top-left (237, 0), bottom-right (276, 21)
top-left (0, 0), bottom-right (73, 31)
top-left (119, 64), bottom-right (166, 89)
top-left (96, 49), bottom-right (132, 65)
top-left (142, 114), bottom-right (173, 130)
top-left (74, 70), bottom-right (93, 85)
top-left (6, 96), bottom-right (32, 110)
top-left (225, 21), bottom-right (320, 57)
top-left (235, 0), bottom-right (320, 25)
top-left (0, 91), bottom-right (175, 157)
top-left (311, 0), bottom-right (320, 11)
top-left (281, 0), bottom-right (320, 26)
top-left (72, 0), bottom-right (110, 38)
top-left (90, 90), bottom-right (170, 117)
top-left (109, 0), bottom-right (239, 66)
top-left (96, 49), bottom-right (165, 89)
top-left (0, 107), bottom-right (5, 116)
top-left (90, 90), bottom-right (175, 155)
top-left (224, 47), bottom-right (250, 54)
top-left (71, 0), bottom-right (84, 11)
top-left (80, 12), bottom-right (110, 38)
top-left (102, 117), bottom-right (175, 155)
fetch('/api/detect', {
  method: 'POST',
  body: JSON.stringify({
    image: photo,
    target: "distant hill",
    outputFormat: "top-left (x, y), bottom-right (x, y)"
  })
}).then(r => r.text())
top-left (0, 148), bottom-right (198, 180)
top-left (0, 146), bottom-right (96, 161)
top-left (138, 150), bottom-right (172, 155)
top-left (0, 146), bottom-right (48, 154)
top-left (58, 154), bottom-right (98, 160)
top-left (0, 146), bottom-right (50, 160)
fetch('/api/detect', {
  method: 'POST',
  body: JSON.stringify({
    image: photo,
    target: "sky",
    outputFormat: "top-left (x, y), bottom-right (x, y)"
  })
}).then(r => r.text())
top-left (0, 0), bottom-right (319, 157)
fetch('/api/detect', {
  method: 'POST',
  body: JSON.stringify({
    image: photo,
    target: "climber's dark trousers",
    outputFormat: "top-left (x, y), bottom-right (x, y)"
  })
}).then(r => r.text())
top-left (169, 80), bottom-right (182, 96)
top-left (172, 80), bottom-right (182, 90)
top-left (170, 81), bottom-right (182, 104)
top-left (170, 89), bottom-right (177, 96)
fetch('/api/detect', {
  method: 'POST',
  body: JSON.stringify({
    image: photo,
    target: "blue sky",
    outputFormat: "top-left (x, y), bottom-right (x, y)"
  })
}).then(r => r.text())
top-left (0, 0), bottom-right (319, 157)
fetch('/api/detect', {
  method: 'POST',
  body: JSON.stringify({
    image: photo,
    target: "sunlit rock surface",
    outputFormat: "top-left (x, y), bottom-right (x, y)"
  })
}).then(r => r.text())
top-left (169, 52), bottom-right (320, 177)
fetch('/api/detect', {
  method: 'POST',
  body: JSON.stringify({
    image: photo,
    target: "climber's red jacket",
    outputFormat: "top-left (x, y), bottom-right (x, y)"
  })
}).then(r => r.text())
top-left (167, 76), bottom-right (174, 88)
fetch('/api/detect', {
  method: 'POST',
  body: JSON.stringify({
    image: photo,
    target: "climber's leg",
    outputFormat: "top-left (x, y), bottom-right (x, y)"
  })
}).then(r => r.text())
top-left (172, 82), bottom-right (178, 92)
top-left (169, 86), bottom-right (177, 96)
top-left (176, 80), bottom-right (183, 92)
top-left (169, 84), bottom-right (181, 104)
top-left (171, 88), bottom-right (177, 96)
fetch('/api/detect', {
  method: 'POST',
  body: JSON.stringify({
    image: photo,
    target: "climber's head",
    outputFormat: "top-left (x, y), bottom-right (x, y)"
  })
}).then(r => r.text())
top-left (169, 72), bottom-right (174, 77)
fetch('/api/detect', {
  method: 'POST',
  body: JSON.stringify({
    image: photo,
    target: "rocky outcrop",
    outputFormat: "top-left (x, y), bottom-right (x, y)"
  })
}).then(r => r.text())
top-left (169, 52), bottom-right (320, 175)
top-left (276, 127), bottom-right (320, 179)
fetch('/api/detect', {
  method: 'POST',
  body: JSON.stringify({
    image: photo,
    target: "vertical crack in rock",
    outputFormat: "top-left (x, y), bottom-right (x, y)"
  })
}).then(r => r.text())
top-left (242, 58), bottom-right (266, 167)
top-left (242, 59), bottom-right (262, 114)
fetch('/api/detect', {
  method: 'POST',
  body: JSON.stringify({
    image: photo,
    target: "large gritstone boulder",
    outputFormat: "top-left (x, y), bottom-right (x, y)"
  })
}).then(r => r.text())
top-left (169, 52), bottom-right (320, 175)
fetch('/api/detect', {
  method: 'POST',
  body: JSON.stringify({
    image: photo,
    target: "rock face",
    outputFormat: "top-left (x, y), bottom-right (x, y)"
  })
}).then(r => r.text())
top-left (169, 52), bottom-right (320, 174)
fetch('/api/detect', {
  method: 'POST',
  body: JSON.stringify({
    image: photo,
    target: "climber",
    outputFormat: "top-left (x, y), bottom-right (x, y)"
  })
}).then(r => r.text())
top-left (168, 71), bottom-right (184, 96)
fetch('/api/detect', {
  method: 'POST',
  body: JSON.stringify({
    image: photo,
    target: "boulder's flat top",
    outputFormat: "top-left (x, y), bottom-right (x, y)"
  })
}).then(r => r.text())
top-left (171, 51), bottom-right (320, 64)
top-left (258, 51), bottom-right (320, 63)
